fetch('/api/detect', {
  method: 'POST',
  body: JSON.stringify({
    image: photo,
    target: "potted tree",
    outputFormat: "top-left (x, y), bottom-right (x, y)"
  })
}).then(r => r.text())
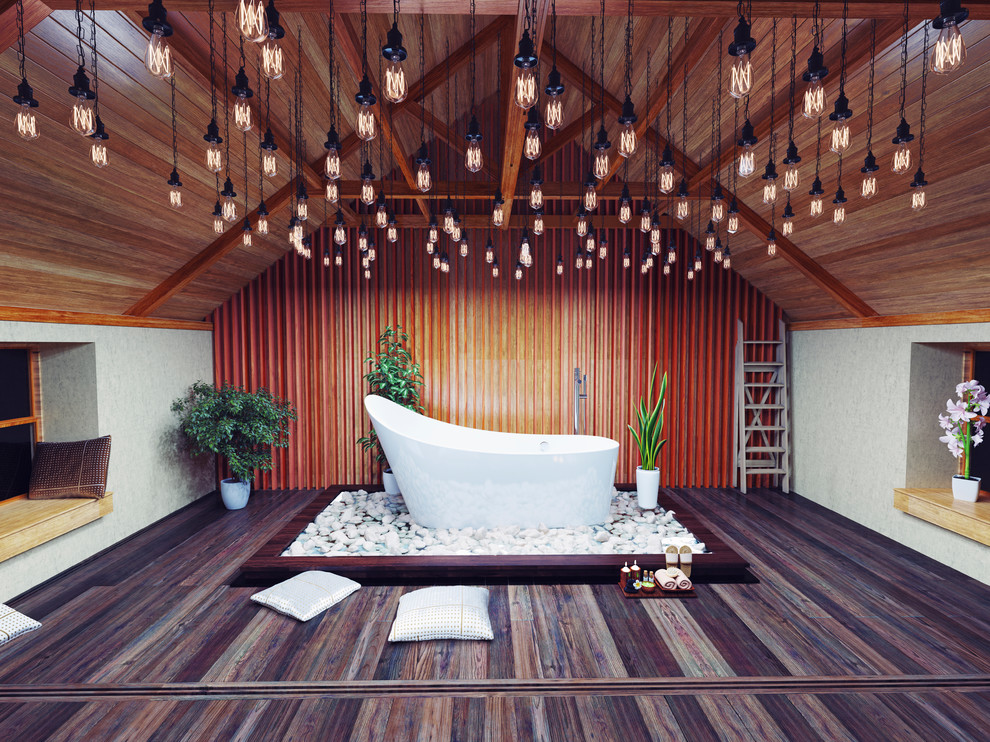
top-left (172, 381), bottom-right (297, 510)
top-left (358, 325), bottom-right (424, 495)
top-left (628, 365), bottom-right (668, 509)
top-left (939, 379), bottom-right (987, 502)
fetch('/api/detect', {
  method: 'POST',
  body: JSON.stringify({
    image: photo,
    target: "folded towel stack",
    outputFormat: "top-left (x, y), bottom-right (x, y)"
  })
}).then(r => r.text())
top-left (664, 567), bottom-right (693, 590)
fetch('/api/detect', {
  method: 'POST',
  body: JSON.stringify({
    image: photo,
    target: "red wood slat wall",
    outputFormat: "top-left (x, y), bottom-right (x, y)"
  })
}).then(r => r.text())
top-left (212, 226), bottom-right (782, 489)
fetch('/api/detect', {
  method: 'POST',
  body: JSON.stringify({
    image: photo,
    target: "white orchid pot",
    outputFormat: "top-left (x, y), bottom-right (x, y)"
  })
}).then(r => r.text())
top-left (220, 478), bottom-right (251, 510)
top-left (951, 475), bottom-right (981, 503)
top-left (636, 466), bottom-right (660, 509)
top-left (382, 468), bottom-right (401, 496)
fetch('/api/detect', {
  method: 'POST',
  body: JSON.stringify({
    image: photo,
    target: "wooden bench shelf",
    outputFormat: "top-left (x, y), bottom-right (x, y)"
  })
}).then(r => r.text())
top-left (0, 494), bottom-right (113, 563)
top-left (893, 488), bottom-right (990, 546)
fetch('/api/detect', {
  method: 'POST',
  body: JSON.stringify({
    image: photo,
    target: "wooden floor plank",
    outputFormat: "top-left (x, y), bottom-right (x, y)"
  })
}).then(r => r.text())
top-left (0, 486), bottom-right (988, 740)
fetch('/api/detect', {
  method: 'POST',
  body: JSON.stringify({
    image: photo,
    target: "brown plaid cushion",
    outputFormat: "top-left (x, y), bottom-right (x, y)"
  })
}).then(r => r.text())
top-left (27, 436), bottom-right (111, 500)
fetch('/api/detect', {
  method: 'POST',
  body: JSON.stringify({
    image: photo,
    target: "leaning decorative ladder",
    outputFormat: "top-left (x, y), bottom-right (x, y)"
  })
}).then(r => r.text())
top-left (733, 318), bottom-right (790, 494)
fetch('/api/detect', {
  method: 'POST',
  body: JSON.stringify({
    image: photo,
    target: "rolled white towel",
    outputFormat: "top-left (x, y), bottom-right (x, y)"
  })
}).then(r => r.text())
top-left (654, 570), bottom-right (677, 590)
top-left (665, 567), bottom-right (693, 590)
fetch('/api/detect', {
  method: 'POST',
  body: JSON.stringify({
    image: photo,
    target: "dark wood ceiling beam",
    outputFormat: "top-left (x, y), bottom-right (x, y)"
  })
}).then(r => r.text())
top-left (335, 13), bottom-right (429, 220)
top-left (42, 1), bottom-right (990, 20)
top-left (0, 0), bottom-right (50, 54)
top-left (687, 18), bottom-right (904, 192)
top-left (124, 178), bottom-right (295, 317)
top-left (498, 0), bottom-right (549, 228)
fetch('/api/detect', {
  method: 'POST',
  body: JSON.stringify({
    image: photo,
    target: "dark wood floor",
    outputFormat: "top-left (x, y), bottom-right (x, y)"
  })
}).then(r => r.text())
top-left (1, 487), bottom-right (989, 740)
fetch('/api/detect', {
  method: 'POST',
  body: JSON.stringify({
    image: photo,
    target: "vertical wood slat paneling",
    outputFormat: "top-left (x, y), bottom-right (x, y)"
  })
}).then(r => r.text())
top-left (212, 224), bottom-right (783, 490)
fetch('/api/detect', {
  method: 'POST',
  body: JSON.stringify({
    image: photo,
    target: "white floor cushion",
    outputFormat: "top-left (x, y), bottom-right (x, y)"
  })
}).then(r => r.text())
top-left (251, 571), bottom-right (360, 621)
top-left (388, 586), bottom-right (494, 642)
top-left (0, 604), bottom-right (41, 647)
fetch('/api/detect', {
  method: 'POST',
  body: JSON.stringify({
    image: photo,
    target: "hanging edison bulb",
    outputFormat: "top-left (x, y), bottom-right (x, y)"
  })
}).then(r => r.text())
top-left (910, 167), bottom-right (928, 211)
top-left (237, 0), bottom-right (268, 42)
top-left (357, 223), bottom-right (368, 252)
top-left (728, 14), bottom-right (756, 97)
top-left (523, 121), bottom-right (542, 160)
top-left (257, 203), bottom-right (268, 234)
top-left (464, 115), bottom-right (484, 172)
top-left (355, 76), bottom-right (376, 141)
top-left (832, 187), bottom-right (847, 225)
top-left (293, 220), bottom-right (304, 246)
top-left (556, 256), bottom-right (565, 275)
top-left (515, 262), bottom-right (524, 279)
top-left (382, 21), bottom-right (408, 103)
top-left (860, 151), bottom-right (879, 198)
top-left (514, 29), bottom-right (538, 109)
top-left (584, 228), bottom-right (596, 254)
top-left (761, 161), bottom-right (778, 205)
top-left (593, 127), bottom-right (611, 179)
top-left (492, 192), bottom-right (505, 227)
top-left (232, 67), bottom-right (254, 132)
top-left (520, 231), bottom-right (533, 267)
top-left (623, 248), bottom-right (631, 269)
top-left (387, 212), bottom-right (399, 244)
top-left (220, 177), bottom-right (237, 222)
top-left (325, 180), bottom-right (338, 203)
top-left (432, 253), bottom-right (441, 269)
top-left (204, 120), bottom-right (223, 173)
top-left (584, 255), bottom-right (593, 269)
top-left (442, 204), bottom-right (455, 234)
top-left (324, 128), bottom-right (341, 179)
top-left (142, 0), bottom-right (173, 79)
top-left (415, 146), bottom-right (432, 192)
top-left (641, 257), bottom-right (649, 275)
top-left (428, 217), bottom-right (439, 244)
top-left (533, 210), bottom-right (544, 236)
top-left (737, 119), bottom-right (757, 178)
top-left (695, 251), bottom-right (705, 272)
top-left (781, 141), bottom-right (800, 191)
top-left (931, 3), bottom-right (968, 73)
top-left (333, 213), bottom-right (346, 245)
top-left (659, 157), bottom-right (676, 196)
top-left (675, 180), bottom-right (690, 221)
top-left (704, 221), bottom-right (715, 251)
top-left (710, 183), bottom-right (725, 223)
top-left (713, 238), bottom-right (724, 263)
top-left (598, 234), bottom-right (608, 260)
top-left (575, 250), bottom-right (583, 270)
top-left (261, 12), bottom-right (285, 81)
top-left (809, 176), bottom-right (824, 217)
top-left (14, 78), bottom-right (40, 140)
top-left (802, 45), bottom-right (829, 118)
top-left (455, 237), bottom-right (466, 257)
top-left (213, 201), bottom-right (225, 234)
top-left (618, 185), bottom-right (632, 224)
top-left (782, 200), bottom-right (794, 237)
top-left (485, 238), bottom-right (494, 263)
top-left (426, 239), bottom-right (436, 255)
top-left (491, 258), bottom-right (500, 277)
top-left (639, 199), bottom-right (651, 233)
top-left (334, 246), bottom-right (343, 266)
top-left (295, 184), bottom-right (309, 222)
top-left (367, 239), bottom-right (376, 261)
top-left (89, 116), bottom-right (109, 168)
top-left (167, 169), bottom-right (182, 209)
top-left (451, 215), bottom-right (463, 242)
top-left (584, 183), bottom-right (597, 212)
top-left (258, 129), bottom-right (277, 177)
top-left (723, 247), bottom-right (732, 270)
top-left (241, 217), bottom-right (253, 247)
top-left (360, 160), bottom-right (375, 205)
top-left (650, 216), bottom-right (661, 247)
top-left (545, 67), bottom-right (565, 129)
top-left (69, 67), bottom-right (96, 136)
top-left (575, 207), bottom-right (588, 237)
top-left (617, 96), bottom-right (638, 158)
top-left (891, 118), bottom-right (914, 174)
top-left (828, 92), bottom-right (852, 154)
top-left (375, 196), bottom-right (388, 229)
top-left (530, 168), bottom-right (545, 210)
top-left (726, 199), bottom-right (740, 234)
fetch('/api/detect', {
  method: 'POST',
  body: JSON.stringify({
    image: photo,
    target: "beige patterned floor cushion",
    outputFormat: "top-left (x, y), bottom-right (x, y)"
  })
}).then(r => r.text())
top-left (0, 604), bottom-right (41, 647)
top-left (28, 436), bottom-right (112, 499)
top-left (388, 586), bottom-right (494, 642)
top-left (251, 571), bottom-right (360, 621)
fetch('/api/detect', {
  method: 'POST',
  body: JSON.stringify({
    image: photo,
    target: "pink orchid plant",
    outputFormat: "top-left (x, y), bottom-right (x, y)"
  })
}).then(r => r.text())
top-left (938, 379), bottom-right (988, 479)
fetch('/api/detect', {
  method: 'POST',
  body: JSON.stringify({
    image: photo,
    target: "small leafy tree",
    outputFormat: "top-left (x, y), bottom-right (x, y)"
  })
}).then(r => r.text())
top-left (172, 381), bottom-right (297, 483)
top-left (358, 325), bottom-right (424, 467)
top-left (628, 365), bottom-right (668, 471)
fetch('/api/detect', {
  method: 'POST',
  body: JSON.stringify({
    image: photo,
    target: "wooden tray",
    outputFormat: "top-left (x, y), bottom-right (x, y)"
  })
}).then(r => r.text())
top-left (618, 582), bottom-right (697, 599)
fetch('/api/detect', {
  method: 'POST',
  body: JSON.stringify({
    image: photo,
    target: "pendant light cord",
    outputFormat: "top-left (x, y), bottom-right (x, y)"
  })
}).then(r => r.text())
top-left (171, 73), bottom-right (178, 172)
top-left (222, 12), bottom-right (230, 175)
top-left (470, 0), bottom-right (476, 114)
top-left (600, 0), bottom-right (605, 128)
top-left (360, 0), bottom-right (368, 76)
top-left (681, 17), bottom-right (690, 181)
top-left (768, 18), bottom-right (777, 162)
top-left (329, 9), bottom-right (336, 133)
top-left (665, 17), bottom-right (673, 140)
top-left (919, 22), bottom-right (930, 167)
top-left (715, 26), bottom-right (723, 190)
top-left (898, 0), bottom-right (909, 118)
top-left (624, 0), bottom-right (633, 101)
top-left (74, 0), bottom-right (85, 69)
top-left (16, 0), bottom-right (26, 80)
top-left (865, 20), bottom-right (876, 150)
top-left (787, 15), bottom-right (796, 145)
top-left (89, 0), bottom-right (99, 113)
top-left (839, 0), bottom-right (849, 93)
top-left (419, 13), bottom-right (425, 142)
top-left (208, 0), bottom-right (217, 123)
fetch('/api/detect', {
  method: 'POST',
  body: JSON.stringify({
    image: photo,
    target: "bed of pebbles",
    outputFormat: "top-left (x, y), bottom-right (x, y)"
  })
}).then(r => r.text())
top-left (282, 488), bottom-right (707, 557)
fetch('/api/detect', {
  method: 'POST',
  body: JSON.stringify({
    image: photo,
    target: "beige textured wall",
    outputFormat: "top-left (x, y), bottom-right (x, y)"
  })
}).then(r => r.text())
top-left (790, 323), bottom-right (990, 583)
top-left (0, 321), bottom-right (215, 601)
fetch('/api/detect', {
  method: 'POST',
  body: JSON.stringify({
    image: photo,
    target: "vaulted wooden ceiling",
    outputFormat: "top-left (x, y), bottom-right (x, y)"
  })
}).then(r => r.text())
top-left (1, 0), bottom-right (989, 326)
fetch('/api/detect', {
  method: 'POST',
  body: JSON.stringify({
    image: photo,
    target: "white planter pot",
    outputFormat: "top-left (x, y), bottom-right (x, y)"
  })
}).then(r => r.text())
top-left (951, 475), bottom-right (981, 503)
top-left (635, 466), bottom-right (660, 509)
top-left (220, 478), bottom-right (251, 510)
top-left (383, 468), bottom-right (401, 496)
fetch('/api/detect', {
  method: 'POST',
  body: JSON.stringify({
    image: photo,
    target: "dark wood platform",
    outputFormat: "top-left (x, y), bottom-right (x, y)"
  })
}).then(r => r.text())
top-left (236, 485), bottom-right (751, 586)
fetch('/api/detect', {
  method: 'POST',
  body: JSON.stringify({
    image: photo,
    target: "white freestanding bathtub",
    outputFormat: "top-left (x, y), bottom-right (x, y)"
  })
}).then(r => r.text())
top-left (364, 395), bottom-right (619, 529)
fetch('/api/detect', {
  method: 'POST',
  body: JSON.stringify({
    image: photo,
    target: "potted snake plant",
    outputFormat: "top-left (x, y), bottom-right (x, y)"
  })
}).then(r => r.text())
top-left (358, 325), bottom-right (424, 495)
top-left (628, 365), bottom-right (668, 509)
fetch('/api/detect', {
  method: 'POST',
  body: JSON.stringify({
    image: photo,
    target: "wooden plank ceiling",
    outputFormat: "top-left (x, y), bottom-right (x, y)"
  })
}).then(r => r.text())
top-left (1, 0), bottom-right (989, 322)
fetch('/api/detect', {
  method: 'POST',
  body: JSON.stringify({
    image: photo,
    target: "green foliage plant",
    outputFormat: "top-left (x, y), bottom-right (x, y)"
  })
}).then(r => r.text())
top-left (358, 325), bottom-right (424, 467)
top-left (627, 365), bottom-right (668, 471)
top-left (172, 381), bottom-right (297, 483)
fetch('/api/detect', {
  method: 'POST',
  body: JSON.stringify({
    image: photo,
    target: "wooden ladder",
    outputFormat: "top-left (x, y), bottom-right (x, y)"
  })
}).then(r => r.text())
top-left (732, 318), bottom-right (790, 494)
